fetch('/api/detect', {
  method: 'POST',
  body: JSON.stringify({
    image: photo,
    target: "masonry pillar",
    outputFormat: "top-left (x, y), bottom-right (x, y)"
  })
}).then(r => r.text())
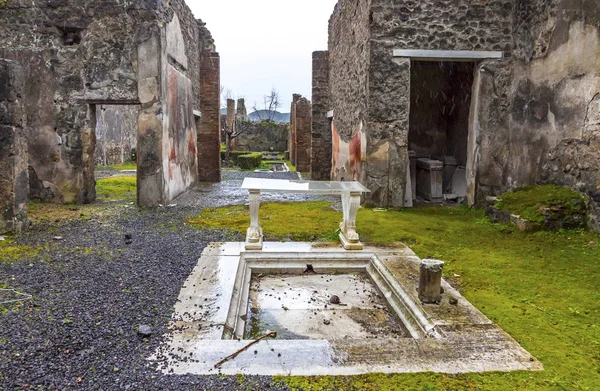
top-left (0, 59), bottom-right (28, 233)
top-left (226, 98), bottom-right (236, 151)
top-left (311, 51), bottom-right (331, 180)
top-left (197, 52), bottom-right (221, 182)
top-left (294, 97), bottom-right (312, 173)
top-left (289, 93), bottom-right (301, 164)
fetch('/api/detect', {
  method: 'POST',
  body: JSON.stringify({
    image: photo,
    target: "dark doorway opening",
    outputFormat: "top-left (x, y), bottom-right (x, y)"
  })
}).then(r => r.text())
top-left (408, 61), bottom-right (475, 201)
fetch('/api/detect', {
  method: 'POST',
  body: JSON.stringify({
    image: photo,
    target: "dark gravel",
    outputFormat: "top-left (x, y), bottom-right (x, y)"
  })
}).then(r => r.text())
top-left (0, 195), bottom-right (292, 389)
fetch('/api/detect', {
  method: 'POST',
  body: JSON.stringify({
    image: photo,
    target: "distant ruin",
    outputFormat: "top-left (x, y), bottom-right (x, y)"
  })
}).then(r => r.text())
top-left (0, 0), bottom-right (222, 231)
top-left (314, 0), bottom-right (600, 210)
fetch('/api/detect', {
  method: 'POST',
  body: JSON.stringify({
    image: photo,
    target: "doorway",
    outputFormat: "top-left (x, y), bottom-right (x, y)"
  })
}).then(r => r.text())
top-left (408, 61), bottom-right (475, 201)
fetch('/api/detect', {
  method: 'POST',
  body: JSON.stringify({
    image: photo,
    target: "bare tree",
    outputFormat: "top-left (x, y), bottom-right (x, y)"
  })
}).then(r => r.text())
top-left (221, 86), bottom-right (233, 109)
top-left (252, 87), bottom-right (281, 122)
top-left (221, 115), bottom-right (251, 164)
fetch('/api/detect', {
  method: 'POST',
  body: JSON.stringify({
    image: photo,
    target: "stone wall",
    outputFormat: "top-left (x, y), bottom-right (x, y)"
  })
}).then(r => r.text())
top-left (197, 52), bottom-right (221, 182)
top-left (311, 51), bottom-right (332, 180)
top-left (1, 0), bottom-right (215, 206)
top-left (326, 0), bottom-right (600, 209)
top-left (510, 1), bottom-right (600, 209)
top-left (328, 0), bottom-right (371, 186)
top-left (0, 59), bottom-right (28, 233)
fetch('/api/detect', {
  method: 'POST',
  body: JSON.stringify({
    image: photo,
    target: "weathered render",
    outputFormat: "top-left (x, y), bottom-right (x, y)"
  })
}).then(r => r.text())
top-left (0, 0), bottom-right (219, 207)
top-left (324, 0), bottom-right (600, 213)
top-left (94, 105), bottom-right (139, 166)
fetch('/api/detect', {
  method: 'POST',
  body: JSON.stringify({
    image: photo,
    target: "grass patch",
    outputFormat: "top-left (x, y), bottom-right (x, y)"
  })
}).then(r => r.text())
top-left (0, 237), bottom-right (41, 263)
top-left (190, 202), bottom-right (600, 390)
top-left (495, 184), bottom-right (586, 223)
top-left (96, 176), bottom-right (136, 201)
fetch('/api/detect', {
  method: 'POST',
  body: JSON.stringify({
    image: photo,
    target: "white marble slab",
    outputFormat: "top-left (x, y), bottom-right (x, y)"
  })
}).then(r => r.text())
top-left (241, 178), bottom-right (370, 194)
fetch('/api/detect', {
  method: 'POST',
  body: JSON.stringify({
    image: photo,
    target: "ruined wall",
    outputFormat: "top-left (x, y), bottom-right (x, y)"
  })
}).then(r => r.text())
top-left (94, 105), bottom-right (139, 166)
top-left (369, 0), bottom-right (513, 206)
top-left (1, 0), bottom-right (207, 206)
top-left (311, 51), bottom-right (332, 180)
top-left (0, 0), bottom-right (157, 203)
top-left (197, 52), bottom-right (221, 182)
top-left (0, 59), bottom-right (28, 233)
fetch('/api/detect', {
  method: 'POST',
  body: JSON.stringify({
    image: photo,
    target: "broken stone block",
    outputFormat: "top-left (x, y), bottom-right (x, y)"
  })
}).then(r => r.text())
top-left (418, 259), bottom-right (444, 304)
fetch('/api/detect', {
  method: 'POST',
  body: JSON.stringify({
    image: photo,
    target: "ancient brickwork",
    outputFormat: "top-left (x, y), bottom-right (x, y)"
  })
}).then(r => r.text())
top-left (0, 59), bottom-right (28, 233)
top-left (197, 52), bottom-right (221, 182)
top-left (293, 98), bottom-right (312, 173)
top-left (311, 51), bottom-right (332, 180)
top-left (0, 0), bottom-right (213, 206)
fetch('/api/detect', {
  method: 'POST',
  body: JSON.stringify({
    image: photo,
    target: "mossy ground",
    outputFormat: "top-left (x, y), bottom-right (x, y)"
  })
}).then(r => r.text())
top-left (495, 185), bottom-right (587, 223)
top-left (189, 202), bottom-right (600, 390)
top-left (0, 237), bottom-right (41, 263)
top-left (95, 176), bottom-right (136, 202)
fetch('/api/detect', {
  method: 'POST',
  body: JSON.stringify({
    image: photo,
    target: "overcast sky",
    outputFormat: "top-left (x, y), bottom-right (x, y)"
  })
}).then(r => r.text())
top-left (186, 0), bottom-right (337, 112)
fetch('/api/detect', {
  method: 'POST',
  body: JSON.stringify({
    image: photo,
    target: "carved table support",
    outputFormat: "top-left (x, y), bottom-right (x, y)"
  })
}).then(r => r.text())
top-left (245, 189), bottom-right (263, 250)
top-left (340, 191), bottom-right (363, 250)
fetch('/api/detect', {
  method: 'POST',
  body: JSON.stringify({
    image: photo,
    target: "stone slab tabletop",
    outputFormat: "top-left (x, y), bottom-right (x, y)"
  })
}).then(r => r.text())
top-left (241, 178), bottom-right (370, 194)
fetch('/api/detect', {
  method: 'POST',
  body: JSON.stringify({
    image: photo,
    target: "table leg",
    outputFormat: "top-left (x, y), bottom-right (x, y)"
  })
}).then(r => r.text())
top-left (339, 191), bottom-right (363, 250)
top-left (245, 189), bottom-right (263, 250)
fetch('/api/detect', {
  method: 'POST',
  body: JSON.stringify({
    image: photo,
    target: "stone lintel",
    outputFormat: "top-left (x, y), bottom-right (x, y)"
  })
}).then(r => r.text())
top-left (392, 49), bottom-right (504, 61)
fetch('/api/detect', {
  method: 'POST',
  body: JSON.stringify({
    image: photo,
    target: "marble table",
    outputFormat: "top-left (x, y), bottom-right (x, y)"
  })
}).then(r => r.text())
top-left (241, 178), bottom-right (370, 250)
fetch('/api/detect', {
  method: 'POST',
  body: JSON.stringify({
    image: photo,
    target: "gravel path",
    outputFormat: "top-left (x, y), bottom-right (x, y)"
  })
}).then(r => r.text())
top-left (0, 171), bottom-right (340, 390)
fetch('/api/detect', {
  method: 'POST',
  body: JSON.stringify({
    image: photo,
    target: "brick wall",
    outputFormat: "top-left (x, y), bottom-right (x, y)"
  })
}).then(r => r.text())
top-left (197, 52), bottom-right (221, 182)
top-left (311, 51), bottom-right (331, 180)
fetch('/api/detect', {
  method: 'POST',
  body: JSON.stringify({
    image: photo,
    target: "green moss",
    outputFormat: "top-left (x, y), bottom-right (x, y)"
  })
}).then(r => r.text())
top-left (495, 184), bottom-right (586, 223)
top-left (190, 202), bottom-right (600, 390)
top-left (96, 176), bottom-right (136, 201)
top-left (0, 238), bottom-right (41, 263)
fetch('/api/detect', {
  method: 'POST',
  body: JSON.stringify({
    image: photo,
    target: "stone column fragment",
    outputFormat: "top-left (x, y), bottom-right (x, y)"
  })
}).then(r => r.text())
top-left (198, 52), bottom-right (221, 182)
top-left (418, 259), bottom-right (444, 304)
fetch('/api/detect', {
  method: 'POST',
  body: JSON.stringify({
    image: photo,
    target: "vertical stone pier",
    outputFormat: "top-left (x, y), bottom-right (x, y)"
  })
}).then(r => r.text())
top-left (197, 52), bottom-right (221, 182)
top-left (293, 97), bottom-right (312, 173)
top-left (0, 59), bottom-right (28, 233)
top-left (289, 94), bottom-right (301, 164)
top-left (311, 51), bottom-right (331, 180)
